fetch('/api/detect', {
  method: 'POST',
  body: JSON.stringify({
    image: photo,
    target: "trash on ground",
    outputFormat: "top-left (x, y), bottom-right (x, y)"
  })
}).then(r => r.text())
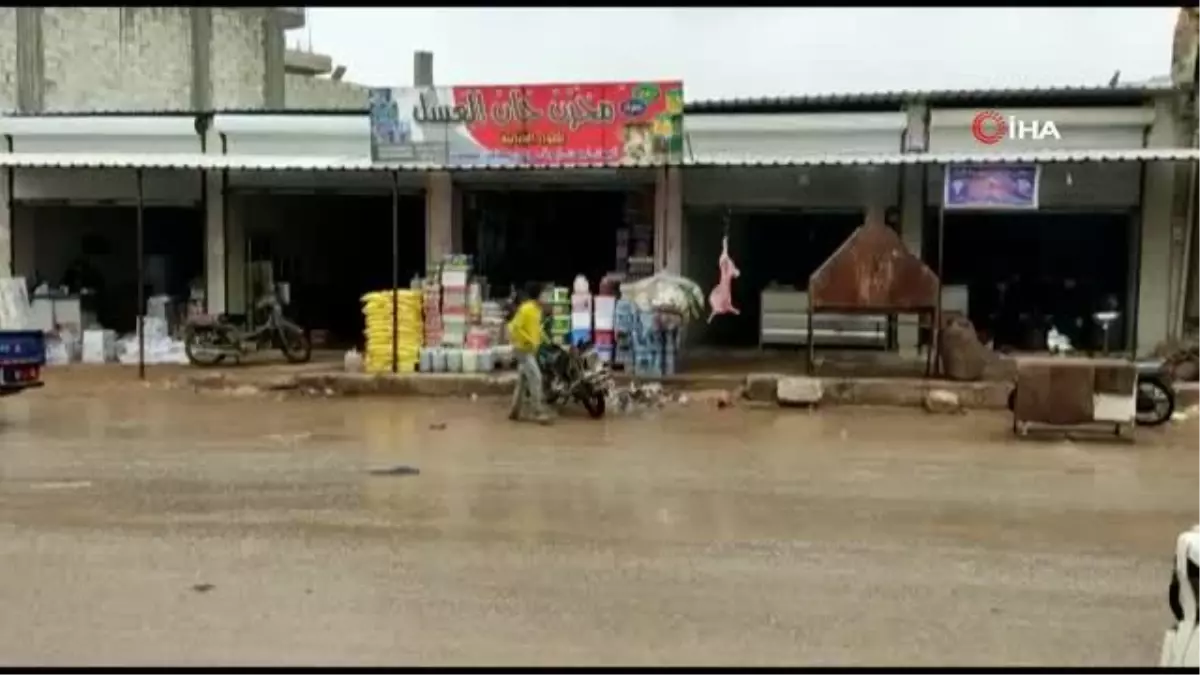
top-left (368, 465), bottom-right (421, 477)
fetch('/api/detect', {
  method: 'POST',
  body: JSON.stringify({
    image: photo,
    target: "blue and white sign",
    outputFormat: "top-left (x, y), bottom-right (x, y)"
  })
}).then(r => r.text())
top-left (943, 165), bottom-right (1040, 210)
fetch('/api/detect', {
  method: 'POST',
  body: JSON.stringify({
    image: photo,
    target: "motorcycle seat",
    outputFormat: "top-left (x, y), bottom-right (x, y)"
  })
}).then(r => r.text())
top-left (1136, 358), bottom-right (1166, 375)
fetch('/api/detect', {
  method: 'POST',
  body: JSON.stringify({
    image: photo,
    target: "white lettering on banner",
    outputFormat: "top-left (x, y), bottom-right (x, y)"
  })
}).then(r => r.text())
top-left (971, 109), bottom-right (1062, 144)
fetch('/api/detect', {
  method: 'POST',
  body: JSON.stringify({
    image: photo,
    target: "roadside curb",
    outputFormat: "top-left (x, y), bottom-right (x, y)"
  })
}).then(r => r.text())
top-left (182, 369), bottom-right (1011, 410)
top-left (181, 369), bottom-right (1199, 412)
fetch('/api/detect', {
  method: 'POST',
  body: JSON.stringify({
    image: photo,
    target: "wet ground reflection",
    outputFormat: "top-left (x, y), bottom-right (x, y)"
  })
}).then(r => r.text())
top-left (0, 389), bottom-right (1196, 665)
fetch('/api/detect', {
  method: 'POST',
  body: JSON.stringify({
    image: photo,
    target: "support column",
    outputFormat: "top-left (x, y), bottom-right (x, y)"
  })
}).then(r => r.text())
top-left (189, 8), bottom-right (213, 112)
top-left (261, 9), bottom-right (285, 108)
top-left (425, 171), bottom-right (453, 263)
top-left (226, 194), bottom-right (247, 314)
top-left (0, 168), bottom-right (11, 278)
top-left (666, 167), bottom-right (682, 274)
top-left (653, 167), bottom-right (683, 273)
top-left (204, 171), bottom-right (225, 314)
top-left (897, 102), bottom-right (928, 356)
top-left (15, 8), bottom-right (44, 114)
top-left (1136, 94), bottom-right (1181, 353)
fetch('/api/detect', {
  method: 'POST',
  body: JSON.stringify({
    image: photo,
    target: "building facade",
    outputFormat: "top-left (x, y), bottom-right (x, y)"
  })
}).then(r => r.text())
top-left (0, 7), bottom-right (367, 113)
top-left (0, 33), bottom-right (1195, 355)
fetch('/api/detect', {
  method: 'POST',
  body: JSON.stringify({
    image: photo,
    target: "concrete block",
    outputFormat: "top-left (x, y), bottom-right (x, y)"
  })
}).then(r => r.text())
top-left (923, 389), bottom-right (962, 414)
top-left (743, 373), bottom-right (779, 402)
top-left (776, 376), bottom-right (823, 406)
top-left (42, 7), bottom-right (193, 112)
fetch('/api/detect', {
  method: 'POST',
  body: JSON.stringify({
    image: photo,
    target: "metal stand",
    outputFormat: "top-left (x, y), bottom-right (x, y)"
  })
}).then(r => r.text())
top-left (931, 200), bottom-right (945, 378)
top-left (390, 169), bottom-right (400, 374)
top-left (135, 168), bottom-right (145, 380)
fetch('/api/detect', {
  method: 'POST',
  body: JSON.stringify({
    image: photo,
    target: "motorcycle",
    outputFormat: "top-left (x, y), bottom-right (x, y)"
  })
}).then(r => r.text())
top-left (1134, 358), bottom-right (1176, 427)
top-left (537, 339), bottom-right (613, 419)
top-left (183, 284), bottom-right (311, 367)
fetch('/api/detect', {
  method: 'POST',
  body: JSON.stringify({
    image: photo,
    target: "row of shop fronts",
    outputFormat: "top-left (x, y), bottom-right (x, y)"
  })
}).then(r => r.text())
top-left (0, 82), bottom-right (1196, 358)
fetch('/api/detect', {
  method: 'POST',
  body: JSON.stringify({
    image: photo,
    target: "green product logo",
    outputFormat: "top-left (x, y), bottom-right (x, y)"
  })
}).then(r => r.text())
top-left (632, 84), bottom-right (660, 103)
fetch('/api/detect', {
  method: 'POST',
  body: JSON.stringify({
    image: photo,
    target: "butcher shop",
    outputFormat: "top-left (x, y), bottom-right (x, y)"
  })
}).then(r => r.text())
top-left (672, 86), bottom-right (1197, 374)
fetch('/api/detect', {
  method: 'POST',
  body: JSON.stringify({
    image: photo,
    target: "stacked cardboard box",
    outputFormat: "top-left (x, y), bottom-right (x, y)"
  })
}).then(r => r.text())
top-left (439, 254), bottom-right (471, 347)
top-left (421, 268), bottom-right (443, 347)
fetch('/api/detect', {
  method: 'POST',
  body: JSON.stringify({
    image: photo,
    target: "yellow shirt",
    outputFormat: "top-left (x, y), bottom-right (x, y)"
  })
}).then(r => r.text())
top-left (507, 299), bottom-right (544, 353)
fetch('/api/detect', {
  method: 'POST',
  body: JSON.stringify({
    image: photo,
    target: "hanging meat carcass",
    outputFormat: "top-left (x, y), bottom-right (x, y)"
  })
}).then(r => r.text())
top-left (708, 235), bottom-right (740, 323)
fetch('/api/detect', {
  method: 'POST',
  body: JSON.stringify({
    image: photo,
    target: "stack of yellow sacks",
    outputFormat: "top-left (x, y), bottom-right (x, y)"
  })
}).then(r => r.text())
top-left (361, 289), bottom-right (423, 373)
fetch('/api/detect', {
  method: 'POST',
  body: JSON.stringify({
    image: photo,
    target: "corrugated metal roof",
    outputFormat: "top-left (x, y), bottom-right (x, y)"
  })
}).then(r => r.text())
top-left (0, 148), bottom-right (1194, 172)
top-left (683, 148), bottom-right (1200, 167)
top-left (685, 83), bottom-right (1180, 112)
top-left (0, 153), bottom-right (619, 172)
top-left (0, 82), bottom-right (1182, 118)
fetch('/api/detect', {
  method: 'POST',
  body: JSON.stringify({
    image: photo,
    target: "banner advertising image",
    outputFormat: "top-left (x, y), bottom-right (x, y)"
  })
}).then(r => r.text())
top-left (369, 80), bottom-right (685, 167)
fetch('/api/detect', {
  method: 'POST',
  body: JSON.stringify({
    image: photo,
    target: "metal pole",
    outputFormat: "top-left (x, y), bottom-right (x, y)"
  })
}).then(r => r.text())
top-left (932, 193), bottom-right (946, 378)
top-left (391, 170), bottom-right (400, 374)
top-left (1172, 161), bottom-right (1198, 340)
top-left (135, 168), bottom-right (146, 380)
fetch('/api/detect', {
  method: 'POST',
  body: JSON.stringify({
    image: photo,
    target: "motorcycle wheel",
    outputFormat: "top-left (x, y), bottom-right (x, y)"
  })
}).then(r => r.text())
top-left (278, 322), bottom-right (312, 364)
top-left (582, 390), bottom-right (606, 419)
top-left (184, 325), bottom-right (228, 367)
top-left (1135, 376), bottom-right (1175, 427)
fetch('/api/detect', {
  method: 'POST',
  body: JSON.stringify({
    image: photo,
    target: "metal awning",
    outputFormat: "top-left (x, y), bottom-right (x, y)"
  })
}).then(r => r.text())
top-left (681, 148), bottom-right (1200, 167)
top-left (0, 148), bottom-right (1195, 172)
top-left (686, 83), bottom-right (1181, 113)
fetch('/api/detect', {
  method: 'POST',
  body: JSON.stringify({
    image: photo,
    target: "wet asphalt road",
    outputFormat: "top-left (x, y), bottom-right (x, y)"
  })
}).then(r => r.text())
top-left (0, 386), bottom-right (1196, 666)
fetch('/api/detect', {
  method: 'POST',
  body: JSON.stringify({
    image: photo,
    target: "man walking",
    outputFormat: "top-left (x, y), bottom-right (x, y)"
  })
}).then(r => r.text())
top-left (507, 282), bottom-right (554, 425)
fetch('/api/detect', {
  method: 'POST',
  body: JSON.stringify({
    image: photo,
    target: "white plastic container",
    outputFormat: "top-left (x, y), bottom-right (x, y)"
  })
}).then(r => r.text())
top-left (444, 348), bottom-right (462, 373)
top-left (477, 348), bottom-right (495, 372)
top-left (461, 348), bottom-right (479, 374)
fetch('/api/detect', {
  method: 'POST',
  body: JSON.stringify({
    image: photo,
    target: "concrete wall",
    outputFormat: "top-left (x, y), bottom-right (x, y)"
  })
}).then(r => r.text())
top-left (0, 8), bottom-right (360, 113)
top-left (42, 8), bottom-right (193, 112)
top-left (284, 73), bottom-right (368, 110)
top-left (0, 9), bottom-right (17, 112)
top-left (209, 8), bottom-right (269, 110)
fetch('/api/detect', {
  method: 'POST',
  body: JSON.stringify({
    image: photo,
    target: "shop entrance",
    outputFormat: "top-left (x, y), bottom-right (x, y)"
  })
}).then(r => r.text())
top-left (13, 204), bottom-right (203, 332)
top-left (236, 193), bottom-right (425, 347)
top-left (933, 210), bottom-right (1134, 353)
top-left (461, 186), bottom-right (653, 297)
top-left (689, 208), bottom-right (863, 347)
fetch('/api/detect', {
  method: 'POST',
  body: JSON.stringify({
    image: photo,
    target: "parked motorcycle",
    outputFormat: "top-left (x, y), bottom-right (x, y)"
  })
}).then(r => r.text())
top-left (1134, 358), bottom-right (1176, 427)
top-left (184, 285), bottom-right (311, 367)
top-left (537, 340), bottom-right (613, 419)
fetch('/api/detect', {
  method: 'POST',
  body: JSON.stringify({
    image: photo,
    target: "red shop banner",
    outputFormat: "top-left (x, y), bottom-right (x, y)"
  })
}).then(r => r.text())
top-left (369, 81), bottom-right (685, 166)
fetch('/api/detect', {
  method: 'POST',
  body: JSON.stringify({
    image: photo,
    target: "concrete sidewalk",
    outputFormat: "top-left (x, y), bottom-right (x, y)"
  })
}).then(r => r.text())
top-left (39, 362), bottom-right (1199, 412)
